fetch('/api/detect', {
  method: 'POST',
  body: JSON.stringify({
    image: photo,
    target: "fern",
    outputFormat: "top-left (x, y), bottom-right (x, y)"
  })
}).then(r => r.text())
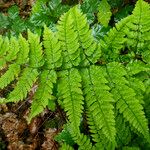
top-left (100, 16), bottom-right (130, 61)
top-left (97, 0), bottom-right (112, 27)
top-left (0, 0), bottom-right (150, 149)
top-left (57, 68), bottom-right (84, 132)
top-left (16, 34), bottom-right (29, 65)
top-left (28, 30), bottom-right (44, 68)
top-left (0, 36), bottom-right (19, 68)
top-left (81, 65), bottom-right (115, 144)
top-left (70, 6), bottom-right (101, 64)
top-left (28, 70), bottom-right (57, 122)
top-left (70, 131), bottom-right (95, 150)
top-left (5, 37), bottom-right (20, 61)
top-left (60, 143), bottom-right (74, 150)
top-left (125, 0), bottom-right (150, 52)
top-left (115, 113), bottom-right (131, 148)
top-left (0, 36), bottom-right (9, 68)
top-left (43, 25), bottom-right (62, 69)
top-left (7, 68), bottom-right (38, 102)
top-left (0, 64), bottom-right (20, 89)
top-left (105, 62), bottom-right (149, 140)
top-left (57, 10), bottom-right (80, 69)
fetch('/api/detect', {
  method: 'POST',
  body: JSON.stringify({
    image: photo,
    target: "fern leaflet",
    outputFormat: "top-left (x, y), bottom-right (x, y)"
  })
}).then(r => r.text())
top-left (57, 68), bottom-right (84, 132)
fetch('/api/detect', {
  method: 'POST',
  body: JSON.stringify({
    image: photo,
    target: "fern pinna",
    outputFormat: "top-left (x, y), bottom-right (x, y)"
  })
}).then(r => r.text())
top-left (0, 0), bottom-right (150, 149)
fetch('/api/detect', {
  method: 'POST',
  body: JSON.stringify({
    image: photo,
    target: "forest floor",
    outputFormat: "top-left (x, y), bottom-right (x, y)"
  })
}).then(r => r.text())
top-left (0, 84), bottom-right (66, 149)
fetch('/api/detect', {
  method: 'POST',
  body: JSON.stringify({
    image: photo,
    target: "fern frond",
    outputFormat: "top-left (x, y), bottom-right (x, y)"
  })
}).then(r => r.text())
top-left (101, 17), bottom-right (130, 61)
top-left (70, 6), bottom-right (101, 64)
top-left (28, 70), bottom-right (57, 122)
top-left (126, 60), bottom-right (150, 76)
top-left (7, 68), bottom-right (38, 102)
top-left (87, 111), bottom-right (114, 150)
top-left (106, 62), bottom-right (149, 141)
top-left (0, 64), bottom-right (20, 89)
top-left (60, 143), bottom-right (74, 150)
top-left (0, 1), bottom-right (150, 148)
top-left (62, 131), bottom-right (96, 150)
top-left (57, 11), bottom-right (80, 69)
top-left (97, 0), bottom-right (112, 27)
top-left (5, 36), bottom-right (19, 62)
top-left (43, 25), bottom-right (62, 69)
top-left (124, 0), bottom-right (150, 53)
top-left (0, 35), bottom-right (29, 89)
top-left (58, 120), bottom-right (94, 149)
top-left (0, 98), bottom-right (6, 104)
top-left (144, 78), bottom-right (150, 122)
top-left (81, 65), bottom-right (116, 144)
top-left (28, 30), bottom-right (44, 68)
top-left (128, 75), bottom-right (146, 105)
top-left (125, 61), bottom-right (148, 104)
top-left (86, 111), bottom-right (102, 144)
top-left (0, 36), bottom-right (9, 69)
top-left (115, 113), bottom-right (131, 147)
top-left (16, 34), bottom-right (29, 64)
top-left (57, 68), bottom-right (84, 131)
top-left (70, 131), bottom-right (95, 150)
top-left (77, 134), bottom-right (95, 150)
top-left (122, 146), bottom-right (140, 150)
top-left (0, 35), bottom-right (3, 49)
top-left (142, 49), bottom-right (150, 64)
top-left (142, 48), bottom-right (150, 64)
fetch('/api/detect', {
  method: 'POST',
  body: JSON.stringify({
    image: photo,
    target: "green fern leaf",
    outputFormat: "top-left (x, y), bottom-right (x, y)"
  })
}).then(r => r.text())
top-left (0, 1), bottom-right (150, 148)
top-left (86, 111), bottom-right (102, 144)
top-left (57, 11), bottom-right (80, 69)
top-left (7, 68), bottom-right (38, 102)
top-left (0, 36), bottom-right (9, 69)
top-left (0, 98), bottom-right (6, 104)
top-left (142, 50), bottom-right (150, 64)
top-left (124, 0), bottom-right (150, 53)
top-left (77, 135), bottom-right (95, 150)
top-left (129, 78), bottom-right (145, 106)
top-left (70, 131), bottom-right (95, 150)
top-left (106, 62), bottom-right (149, 141)
top-left (100, 16), bottom-right (130, 61)
top-left (28, 30), bottom-right (44, 68)
top-left (81, 65), bottom-right (116, 144)
top-left (57, 68), bottom-right (84, 131)
top-left (28, 70), bottom-right (57, 122)
top-left (76, 134), bottom-right (95, 150)
top-left (0, 64), bottom-right (20, 89)
top-left (87, 111), bottom-right (113, 150)
top-left (97, 0), bottom-right (112, 27)
top-left (122, 147), bottom-right (140, 150)
top-left (126, 60), bottom-right (150, 76)
top-left (60, 143), bottom-right (74, 150)
top-left (16, 34), bottom-right (29, 64)
top-left (55, 123), bottom-right (75, 146)
top-left (0, 35), bottom-right (2, 47)
top-left (43, 25), bottom-right (62, 69)
top-left (70, 6), bottom-right (101, 64)
top-left (5, 36), bottom-right (19, 62)
top-left (116, 113), bottom-right (131, 147)
top-left (58, 117), bottom-right (94, 149)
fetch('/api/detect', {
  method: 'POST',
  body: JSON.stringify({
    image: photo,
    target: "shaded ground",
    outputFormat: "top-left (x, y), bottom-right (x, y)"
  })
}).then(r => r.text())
top-left (0, 100), bottom-right (66, 149)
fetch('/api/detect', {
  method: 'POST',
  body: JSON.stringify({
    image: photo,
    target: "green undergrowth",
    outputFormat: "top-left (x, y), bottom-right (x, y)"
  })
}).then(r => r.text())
top-left (0, 0), bottom-right (136, 37)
